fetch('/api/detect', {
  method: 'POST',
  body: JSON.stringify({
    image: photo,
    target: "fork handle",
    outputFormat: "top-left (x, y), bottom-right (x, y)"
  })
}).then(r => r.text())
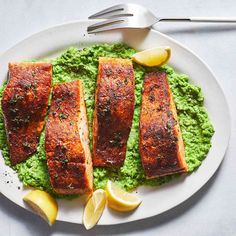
top-left (159, 17), bottom-right (236, 23)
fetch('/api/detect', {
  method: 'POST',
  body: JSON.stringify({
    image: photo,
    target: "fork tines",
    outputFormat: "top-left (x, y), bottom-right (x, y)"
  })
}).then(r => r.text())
top-left (88, 4), bottom-right (131, 19)
top-left (87, 4), bottom-right (136, 33)
top-left (87, 18), bottom-right (128, 34)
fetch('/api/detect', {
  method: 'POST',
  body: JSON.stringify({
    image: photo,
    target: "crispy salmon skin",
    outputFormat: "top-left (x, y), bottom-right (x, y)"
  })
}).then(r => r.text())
top-left (92, 57), bottom-right (135, 167)
top-left (1, 62), bottom-right (52, 165)
top-left (45, 80), bottom-right (93, 195)
top-left (139, 71), bottom-right (188, 178)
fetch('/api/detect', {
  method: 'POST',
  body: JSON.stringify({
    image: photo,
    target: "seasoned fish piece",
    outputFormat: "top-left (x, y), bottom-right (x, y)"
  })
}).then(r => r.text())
top-left (92, 57), bottom-right (135, 167)
top-left (45, 80), bottom-right (93, 195)
top-left (139, 71), bottom-right (188, 178)
top-left (1, 62), bottom-right (52, 165)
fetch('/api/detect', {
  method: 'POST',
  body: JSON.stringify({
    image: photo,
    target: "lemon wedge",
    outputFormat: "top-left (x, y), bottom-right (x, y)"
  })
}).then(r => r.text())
top-left (83, 189), bottom-right (106, 230)
top-left (106, 180), bottom-right (142, 212)
top-left (23, 190), bottom-right (58, 225)
top-left (132, 46), bottom-right (171, 67)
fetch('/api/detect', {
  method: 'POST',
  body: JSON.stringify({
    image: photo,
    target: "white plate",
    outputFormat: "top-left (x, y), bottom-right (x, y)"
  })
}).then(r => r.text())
top-left (0, 21), bottom-right (230, 225)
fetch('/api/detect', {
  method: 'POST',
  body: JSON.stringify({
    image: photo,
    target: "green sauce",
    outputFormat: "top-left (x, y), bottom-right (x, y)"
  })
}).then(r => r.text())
top-left (0, 43), bottom-right (214, 197)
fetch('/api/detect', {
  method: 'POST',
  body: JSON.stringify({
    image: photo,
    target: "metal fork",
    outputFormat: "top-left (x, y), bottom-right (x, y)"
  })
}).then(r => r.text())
top-left (87, 3), bottom-right (236, 33)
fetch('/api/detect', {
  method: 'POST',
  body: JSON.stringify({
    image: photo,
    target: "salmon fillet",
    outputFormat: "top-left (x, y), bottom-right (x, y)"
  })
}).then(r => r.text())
top-left (92, 57), bottom-right (135, 167)
top-left (139, 71), bottom-right (188, 178)
top-left (45, 80), bottom-right (93, 195)
top-left (1, 62), bottom-right (52, 165)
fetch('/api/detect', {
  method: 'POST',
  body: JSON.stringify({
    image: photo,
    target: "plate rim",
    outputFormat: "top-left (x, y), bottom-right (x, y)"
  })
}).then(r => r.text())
top-left (0, 20), bottom-right (231, 225)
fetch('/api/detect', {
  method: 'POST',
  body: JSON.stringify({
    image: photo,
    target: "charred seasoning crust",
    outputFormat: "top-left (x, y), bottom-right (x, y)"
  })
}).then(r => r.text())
top-left (1, 62), bottom-right (52, 165)
top-left (45, 80), bottom-right (92, 194)
top-left (92, 57), bottom-right (135, 167)
top-left (139, 71), bottom-right (187, 178)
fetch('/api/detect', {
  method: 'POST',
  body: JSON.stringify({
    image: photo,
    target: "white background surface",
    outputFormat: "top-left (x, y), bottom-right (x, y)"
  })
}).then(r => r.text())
top-left (0, 0), bottom-right (235, 235)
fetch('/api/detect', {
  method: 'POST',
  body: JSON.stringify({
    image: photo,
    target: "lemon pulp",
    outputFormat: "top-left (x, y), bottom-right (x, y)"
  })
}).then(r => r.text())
top-left (83, 189), bottom-right (106, 230)
top-left (23, 189), bottom-right (58, 225)
top-left (106, 180), bottom-right (142, 212)
top-left (132, 46), bottom-right (171, 67)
